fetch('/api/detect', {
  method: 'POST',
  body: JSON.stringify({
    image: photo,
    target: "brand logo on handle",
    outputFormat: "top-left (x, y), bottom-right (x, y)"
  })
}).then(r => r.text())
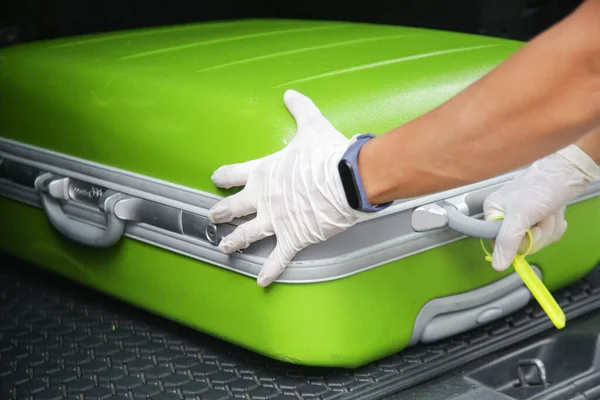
top-left (72, 186), bottom-right (104, 199)
top-left (68, 180), bottom-right (107, 207)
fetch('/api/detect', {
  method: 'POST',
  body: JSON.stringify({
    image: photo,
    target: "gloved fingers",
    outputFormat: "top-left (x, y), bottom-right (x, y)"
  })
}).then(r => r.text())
top-left (527, 209), bottom-right (568, 253)
top-left (218, 217), bottom-right (273, 254)
top-left (256, 243), bottom-right (296, 287)
top-left (528, 214), bottom-right (556, 254)
top-left (211, 157), bottom-right (267, 189)
top-left (520, 225), bottom-right (543, 254)
top-left (283, 89), bottom-right (325, 128)
top-left (549, 208), bottom-right (568, 244)
top-left (209, 189), bottom-right (256, 224)
top-left (483, 197), bottom-right (505, 222)
top-left (492, 214), bottom-right (527, 271)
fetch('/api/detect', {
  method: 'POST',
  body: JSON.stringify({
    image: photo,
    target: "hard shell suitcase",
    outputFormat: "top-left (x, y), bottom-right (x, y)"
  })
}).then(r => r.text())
top-left (1, 19), bottom-right (599, 368)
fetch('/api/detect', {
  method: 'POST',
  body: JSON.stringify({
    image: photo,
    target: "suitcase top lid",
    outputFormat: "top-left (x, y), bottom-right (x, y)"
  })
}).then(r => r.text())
top-left (0, 19), bottom-right (521, 196)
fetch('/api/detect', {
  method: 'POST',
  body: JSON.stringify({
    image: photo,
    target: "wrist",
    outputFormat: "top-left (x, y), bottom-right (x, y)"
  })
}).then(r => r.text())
top-left (357, 136), bottom-right (391, 205)
top-left (557, 143), bottom-right (600, 180)
top-left (574, 125), bottom-right (600, 164)
top-left (337, 134), bottom-right (393, 212)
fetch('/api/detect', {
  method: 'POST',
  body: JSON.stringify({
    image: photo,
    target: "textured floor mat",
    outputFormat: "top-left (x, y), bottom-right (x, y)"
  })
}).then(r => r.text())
top-left (2, 254), bottom-right (600, 400)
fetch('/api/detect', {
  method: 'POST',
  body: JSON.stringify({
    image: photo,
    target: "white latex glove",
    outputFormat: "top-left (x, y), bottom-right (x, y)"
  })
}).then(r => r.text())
top-left (484, 144), bottom-right (600, 271)
top-left (208, 90), bottom-right (369, 286)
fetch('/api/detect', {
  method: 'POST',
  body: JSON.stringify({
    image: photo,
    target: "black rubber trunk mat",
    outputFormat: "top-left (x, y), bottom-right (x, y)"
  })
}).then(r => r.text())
top-left (2, 253), bottom-right (600, 400)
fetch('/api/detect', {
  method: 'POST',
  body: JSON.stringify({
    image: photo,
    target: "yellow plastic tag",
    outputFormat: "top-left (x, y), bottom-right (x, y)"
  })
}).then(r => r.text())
top-left (480, 220), bottom-right (565, 330)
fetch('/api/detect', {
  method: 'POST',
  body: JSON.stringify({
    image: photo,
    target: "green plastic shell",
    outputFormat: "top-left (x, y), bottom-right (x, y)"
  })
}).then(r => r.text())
top-left (0, 19), bottom-right (522, 195)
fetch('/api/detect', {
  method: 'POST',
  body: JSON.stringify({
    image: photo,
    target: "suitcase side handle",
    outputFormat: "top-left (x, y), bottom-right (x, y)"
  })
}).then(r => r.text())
top-left (444, 204), bottom-right (502, 240)
top-left (412, 201), bottom-right (502, 240)
top-left (34, 173), bottom-right (126, 248)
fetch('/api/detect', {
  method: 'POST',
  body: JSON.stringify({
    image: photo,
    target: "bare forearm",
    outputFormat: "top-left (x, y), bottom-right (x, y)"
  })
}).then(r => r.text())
top-left (576, 125), bottom-right (600, 163)
top-left (359, 0), bottom-right (600, 204)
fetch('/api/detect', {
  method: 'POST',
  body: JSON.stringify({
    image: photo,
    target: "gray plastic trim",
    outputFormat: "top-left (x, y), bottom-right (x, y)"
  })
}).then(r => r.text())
top-left (0, 137), bottom-right (518, 219)
top-left (1, 137), bottom-right (600, 283)
top-left (420, 287), bottom-right (531, 343)
top-left (409, 266), bottom-right (542, 345)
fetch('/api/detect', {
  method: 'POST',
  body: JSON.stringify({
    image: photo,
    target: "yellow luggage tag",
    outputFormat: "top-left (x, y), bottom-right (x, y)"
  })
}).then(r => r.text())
top-left (480, 221), bottom-right (566, 330)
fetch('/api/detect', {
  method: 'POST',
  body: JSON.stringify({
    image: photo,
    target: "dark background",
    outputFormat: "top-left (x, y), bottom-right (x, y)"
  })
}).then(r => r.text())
top-left (0, 0), bottom-right (586, 48)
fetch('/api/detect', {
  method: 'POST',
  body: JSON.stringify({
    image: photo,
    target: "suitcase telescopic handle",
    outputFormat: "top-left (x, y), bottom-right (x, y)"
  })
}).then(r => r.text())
top-left (34, 173), bottom-right (126, 248)
top-left (412, 201), bottom-right (502, 240)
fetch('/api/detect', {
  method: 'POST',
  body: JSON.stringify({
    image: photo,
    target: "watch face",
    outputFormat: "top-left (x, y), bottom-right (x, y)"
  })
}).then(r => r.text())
top-left (338, 160), bottom-right (361, 210)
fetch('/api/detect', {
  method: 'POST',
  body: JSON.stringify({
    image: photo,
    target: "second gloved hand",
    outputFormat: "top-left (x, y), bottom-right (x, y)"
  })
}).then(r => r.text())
top-left (208, 90), bottom-right (369, 287)
top-left (484, 144), bottom-right (600, 271)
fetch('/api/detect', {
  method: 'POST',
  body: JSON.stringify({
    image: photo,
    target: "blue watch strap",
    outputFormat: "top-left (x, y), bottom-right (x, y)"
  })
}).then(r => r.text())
top-left (339, 134), bottom-right (393, 213)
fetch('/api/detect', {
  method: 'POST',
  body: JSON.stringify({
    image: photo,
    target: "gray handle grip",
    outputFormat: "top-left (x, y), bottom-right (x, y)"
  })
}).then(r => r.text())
top-left (40, 192), bottom-right (125, 247)
top-left (34, 173), bottom-right (126, 248)
top-left (444, 205), bottom-right (502, 240)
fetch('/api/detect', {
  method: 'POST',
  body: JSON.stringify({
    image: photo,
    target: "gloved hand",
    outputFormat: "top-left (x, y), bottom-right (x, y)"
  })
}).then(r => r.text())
top-left (484, 144), bottom-right (600, 271)
top-left (209, 90), bottom-right (369, 286)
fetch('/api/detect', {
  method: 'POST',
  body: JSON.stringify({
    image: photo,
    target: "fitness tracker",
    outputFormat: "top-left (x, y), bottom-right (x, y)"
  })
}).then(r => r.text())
top-left (337, 134), bottom-right (392, 213)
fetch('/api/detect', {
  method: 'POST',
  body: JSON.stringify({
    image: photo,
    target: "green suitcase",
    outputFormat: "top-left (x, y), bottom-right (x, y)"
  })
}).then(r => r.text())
top-left (1, 18), bottom-right (599, 368)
